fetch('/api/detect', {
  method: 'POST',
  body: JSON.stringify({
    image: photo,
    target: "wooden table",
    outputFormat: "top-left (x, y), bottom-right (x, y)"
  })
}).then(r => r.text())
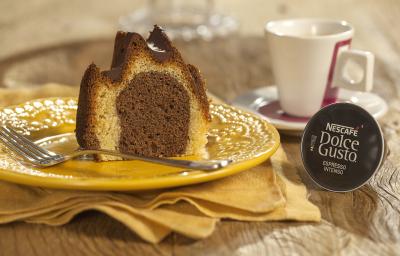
top-left (1, 0), bottom-right (400, 255)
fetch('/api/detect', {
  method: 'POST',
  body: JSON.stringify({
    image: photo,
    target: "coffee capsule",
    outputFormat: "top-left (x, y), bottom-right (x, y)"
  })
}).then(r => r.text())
top-left (301, 103), bottom-right (385, 192)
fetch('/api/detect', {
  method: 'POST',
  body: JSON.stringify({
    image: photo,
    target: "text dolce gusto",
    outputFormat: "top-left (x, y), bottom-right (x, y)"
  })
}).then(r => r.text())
top-left (318, 123), bottom-right (360, 162)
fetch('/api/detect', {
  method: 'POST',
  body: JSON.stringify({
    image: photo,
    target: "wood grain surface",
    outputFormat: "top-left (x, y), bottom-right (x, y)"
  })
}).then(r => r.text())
top-left (1, 0), bottom-right (400, 255)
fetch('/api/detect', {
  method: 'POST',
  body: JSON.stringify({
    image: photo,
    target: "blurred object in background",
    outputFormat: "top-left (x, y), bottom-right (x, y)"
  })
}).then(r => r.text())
top-left (119, 0), bottom-right (238, 41)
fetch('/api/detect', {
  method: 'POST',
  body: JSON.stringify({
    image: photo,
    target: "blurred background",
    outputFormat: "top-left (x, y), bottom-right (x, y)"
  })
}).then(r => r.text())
top-left (2, 0), bottom-right (395, 58)
top-left (0, 0), bottom-right (399, 102)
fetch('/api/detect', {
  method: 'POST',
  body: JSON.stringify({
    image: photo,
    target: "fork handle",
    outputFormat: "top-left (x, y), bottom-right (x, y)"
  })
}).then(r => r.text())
top-left (64, 149), bottom-right (231, 171)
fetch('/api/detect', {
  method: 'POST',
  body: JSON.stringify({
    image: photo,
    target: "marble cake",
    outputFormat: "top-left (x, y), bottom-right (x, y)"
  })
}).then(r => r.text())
top-left (76, 25), bottom-right (210, 161)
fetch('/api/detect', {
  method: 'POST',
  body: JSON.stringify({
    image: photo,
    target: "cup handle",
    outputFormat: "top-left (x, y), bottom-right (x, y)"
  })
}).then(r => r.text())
top-left (333, 49), bottom-right (374, 92)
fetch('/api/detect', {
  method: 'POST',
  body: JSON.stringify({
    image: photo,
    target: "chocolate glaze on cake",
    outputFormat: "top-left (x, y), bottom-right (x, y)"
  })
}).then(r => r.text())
top-left (117, 71), bottom-right (190, 157)
top-left (146, 25), bottom-right (173, 61)
top-left (106, 25), bottom-right (174, 81)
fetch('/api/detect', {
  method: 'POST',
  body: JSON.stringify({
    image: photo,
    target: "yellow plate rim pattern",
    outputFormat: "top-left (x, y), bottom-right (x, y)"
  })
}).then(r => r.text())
top-left (0, 97), bottom-right (280, 191)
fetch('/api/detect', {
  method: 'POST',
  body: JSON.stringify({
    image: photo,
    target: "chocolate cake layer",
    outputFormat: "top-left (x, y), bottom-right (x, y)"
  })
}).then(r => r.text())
top-left (116, 71), bottom-right (190, 157)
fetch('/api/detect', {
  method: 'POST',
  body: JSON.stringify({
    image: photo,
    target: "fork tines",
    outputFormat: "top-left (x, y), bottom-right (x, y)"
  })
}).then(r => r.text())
top-left (0, 126), bottom-right (56, 163)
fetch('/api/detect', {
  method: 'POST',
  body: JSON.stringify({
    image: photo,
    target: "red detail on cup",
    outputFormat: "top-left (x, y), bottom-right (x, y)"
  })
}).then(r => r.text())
top-left (258, 101), bottom-right (309, 123)
top-left (321, 39), bottom-right (352, 106)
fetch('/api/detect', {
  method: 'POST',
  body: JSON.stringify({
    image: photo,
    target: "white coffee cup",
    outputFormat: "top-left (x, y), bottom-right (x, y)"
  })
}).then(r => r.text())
top-left (265, 19), bottom-right (374, 117)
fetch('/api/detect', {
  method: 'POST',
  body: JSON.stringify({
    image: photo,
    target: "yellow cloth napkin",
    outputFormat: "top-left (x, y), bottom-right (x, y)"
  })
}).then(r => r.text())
top-left (0, 147), bottom-right (320, 243)
top-left (0, 84), bottom-right (320, 243)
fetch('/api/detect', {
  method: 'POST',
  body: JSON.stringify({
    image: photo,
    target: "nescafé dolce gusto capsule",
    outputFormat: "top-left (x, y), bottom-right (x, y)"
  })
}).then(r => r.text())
top-left (301, 103), bottom-right (385, 192)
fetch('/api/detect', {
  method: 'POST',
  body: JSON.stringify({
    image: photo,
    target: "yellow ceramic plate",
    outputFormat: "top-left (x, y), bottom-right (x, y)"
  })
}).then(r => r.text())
top-left (0, 97), bottom-right (280, 191)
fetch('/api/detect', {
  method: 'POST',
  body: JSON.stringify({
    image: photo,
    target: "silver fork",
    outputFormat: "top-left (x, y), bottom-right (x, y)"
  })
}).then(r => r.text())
top-left (0, 126), bottom-right (231, 171)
